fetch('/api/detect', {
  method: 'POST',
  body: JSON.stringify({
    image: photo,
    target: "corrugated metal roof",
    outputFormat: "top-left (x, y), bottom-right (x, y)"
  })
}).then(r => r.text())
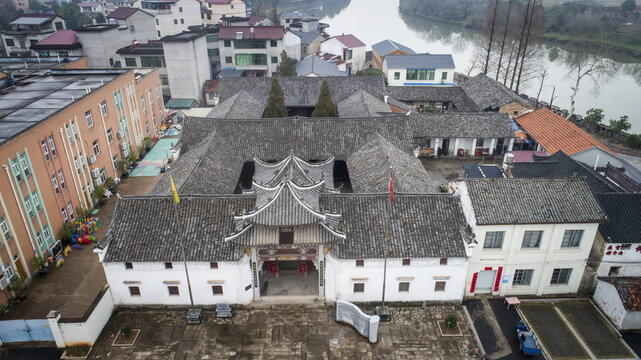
top-left (384, 53), bottom-right (455, 69)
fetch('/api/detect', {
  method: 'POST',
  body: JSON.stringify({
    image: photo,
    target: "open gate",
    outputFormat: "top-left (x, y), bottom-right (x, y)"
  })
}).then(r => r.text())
top-left (0, 319), bottom-right (55, 343)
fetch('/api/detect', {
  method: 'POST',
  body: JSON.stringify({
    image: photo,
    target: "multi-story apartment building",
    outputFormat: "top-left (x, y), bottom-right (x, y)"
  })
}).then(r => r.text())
top-left (200, 0), bottom-right (246, 25)
top-left (161, 31), bottom-right (210, 103)
top-left (0, 58), bottom-right (163, 303)
top-left (1, 14), bottom-right (66, 57)
top-left (218, 26), bottom-right (284, 77)
top-left (75, 24), bottom-right (122, 68)
top-left (140, 0), bottom-right (202, 38)
top-left (106, 7), bottom-right (158, 47)
top-left (117, 41), bottom-right (170, 98)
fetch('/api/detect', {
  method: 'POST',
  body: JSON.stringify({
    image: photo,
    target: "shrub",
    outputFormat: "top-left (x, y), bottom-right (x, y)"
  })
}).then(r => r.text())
top-left (76, 206), bottom-right (93, 220)
top-left (445, 314), bottom-right (458, 329)
top-left (120, 323), bottom-right (131, 338)
top-left (117, 159), bottom-right (129, 173)
top-left (626, 134), bottom-right (641, 149)
top-left (91, 185), bottom-right (106, 200)
top-left (104, 177), bottom-right (117, 190)
top-left (60, 221), bottom-right (75, 242)
top-left (66, 345), bottom-right (91, 357)
top-left (31, 255), bottom-right (48, 270)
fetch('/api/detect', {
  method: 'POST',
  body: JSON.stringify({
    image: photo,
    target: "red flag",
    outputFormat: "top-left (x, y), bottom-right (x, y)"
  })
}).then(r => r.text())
top-left (389, 170), bottom-right (395, 202)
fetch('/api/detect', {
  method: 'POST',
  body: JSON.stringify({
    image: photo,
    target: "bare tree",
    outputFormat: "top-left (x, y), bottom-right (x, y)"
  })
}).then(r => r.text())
top-left (535, 69), bottom-right (548, 107)
top-left (481, 0), bottom-right (499, 75)
top-left (495, 0), bottom-right (514, 81)
top-left (515, 0), bottom-right (543, 93)
top-left (510, 0), bottom-right (532, 90)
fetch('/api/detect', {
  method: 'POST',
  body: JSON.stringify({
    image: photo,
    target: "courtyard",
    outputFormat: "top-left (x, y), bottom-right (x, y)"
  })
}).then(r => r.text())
top-left (88, 305), bottom-right (477, 360)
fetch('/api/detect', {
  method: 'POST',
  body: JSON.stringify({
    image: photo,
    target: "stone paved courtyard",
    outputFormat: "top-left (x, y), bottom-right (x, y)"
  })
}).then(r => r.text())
top-left (89, 304), bottom-right (477, 359)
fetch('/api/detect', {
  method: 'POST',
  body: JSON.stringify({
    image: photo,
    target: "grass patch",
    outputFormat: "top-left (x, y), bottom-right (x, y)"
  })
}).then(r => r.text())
top-left (66, 346), bottom-right (90, 357)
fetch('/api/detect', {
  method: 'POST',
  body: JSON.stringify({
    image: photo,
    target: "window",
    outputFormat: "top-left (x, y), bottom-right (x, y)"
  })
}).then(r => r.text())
top-left (129, 286), bottom-right (140, 296)
top-left (146, 122), bottom-right (150, 136)
top-left (353, 283), bottom-right (364, 293)
top-left (155, 18), bottom-right (159, 25)
top-left (180, 19), bottom-right (184, 24)
top-left (129, 25), bottom-right (135, 33)
top-left (271, 56), bottom-right (278, 64)
top-left (38, 50), bottom-right (50, 57)
top-left (100, 101), bottom-right (108, 116)
top-left (406, 69), bottom-right (435, 81)
top-left (152, 114), bottom-right (157, 129)
top-left (43, 227), bottom-right (51, 242)
top-left (398, 282), bottom-right (410, 292)
top-left (0, 217), bottom-right (11, 239)
top-left (125, 262), bottom-right (133, 269)
top-left (6, 39), bottom-right (15, 47)
top-left (125, 57), bottom-right (137, 67)
top-left (441, 71), bottom-right (448, 80)
top-left (206, 34), bottom-right (217, 42)
top-left (434, 281), bottom-right (446, 291)
top-left (141, 96), bottom-right (147, 114)
top-left (42, 140), bottom-right (50, 160)
top-left (476, 138), bottom-right (485, 147)
top-left (93, 140), bottom-right (100, 156)
top-left (224, 40), bottom-right (231, 47)
top-left (80, 152), bottom-right (86, 170)
top-left (212, 285), bottom-right (223, 295)
top-left (270, 40), bottom-right (277, 47)
top-left (156, 85), bottom-right (160, 100)
top-left (32, 192), bottom-right (41, 210)
top-left (621, 244), bottom-right (632, 250)
top-left (11, 161), bottom-right (21, 182)
top-left (107, 128), bottom-right (114, 143)
top-left (561, 230), bottom-right (583, 248)
top-left (402, 259), bottom-right (410, 266)
top-left (235, 53), bottom-right (267, 66)
top-left (20, 155), bottom-right (29, 176)
top-left (65, 124), bottom-right (73, 144)
top-left (58, 170), bottom-right (66, 189)
top-left (113, 155), bottom-right (119, 170)
top-left (550, 268), bottom-right (572, 285)
top-left (356, 259), bottom-right (364, 267)
top-left (230, 4), bottom-right (233, 8)
top-left (522, 231), bottom-right (542, 248)
top-left (168, 286), bottom-right (179, 295)
top-left (207, 13), bottom-right (211, 20)
top-left (148, 90), bottom-right (153, 109)
top-left (173, 19), bottom-right (177, 24)
top-left (159, 74), bottom-right (169, 85)
top-left (440, 257), bottom-right (448, 265)
top-left (67, 202), bottom-right (74, 219)
top-left (609, 266), bottom-right (621, 276)
top-left (84, 110), bottom-right (94, 127)
top-left (140, 56), bottom-right (165, 67)
top-left (4, 263), bottom-right (13, 279)
top-left (52, 175), bottom-right (60, 193)
top-left (225, 56), bottom-right (232, 64)
top-left (29, 39), bottom-right (37, 47)
top-left (179, 6), bottom-right (182, 11)
top-left (100, 168), bottom-right (106, 182)
top-left (71, 121), bottom-right (78, 139)
top-left (48, 135), bottom-right (56, 156)
top-left (513, 269), bottom-right (533, 285)
top-left (279, 228), bottom-right (293, 244)
top-left (157, 30), bottom-right (161, 37)
top-left (165, 262), bottom-right (173, 269)
top-left (234, 40), bottom-right (266, 49)
top-left (483, 231), bottom-right (504, 249)
top-left (24, 197), bottom-right (33, 217)
top-left (36, 232), bottom-right (43, 246)
top-left (394, 72), bottom-right (400, 80)
top-left (210, 262), bottom-right (218, 269)
top-left (61, 207), bottom-right (68, 222)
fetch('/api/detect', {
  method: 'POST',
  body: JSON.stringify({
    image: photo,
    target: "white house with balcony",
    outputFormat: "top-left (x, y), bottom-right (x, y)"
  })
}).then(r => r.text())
top-left (140, 0), bottom-right (202, 38)
top-left (1, 14), bottom-right (66, 57)
top-left (453, 178), bottom-right (606, 297)
top-left (218, 26), bottom-right (284, 77)
top-left (383, 53), bottom-right (455, 87)
top-left (320, 34), bottom-right (366, 75)
top-left (200, 0), bottom-right (246, 25)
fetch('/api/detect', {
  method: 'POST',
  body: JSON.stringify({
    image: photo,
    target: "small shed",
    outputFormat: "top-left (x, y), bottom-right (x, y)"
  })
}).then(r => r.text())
top-left (594, 277), bottom-right (641, 330)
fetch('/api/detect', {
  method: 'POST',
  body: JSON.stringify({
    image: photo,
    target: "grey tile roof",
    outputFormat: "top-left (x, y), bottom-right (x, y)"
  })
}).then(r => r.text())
top-left (103, 196), bottom-right (254, 262)
top-left (254, 156), bottom-right (335, 189)
top-left (460, 74), bottom-right (528, 111)
top-left (384, 54), bottom-right (455, 69)
top-left (321, 194), bottom-right (469, 259)
top-left (216, 76), bottom-right (385, 107)
top-left (296, 55), bottom-right (348, 77)
top-left (337, 89), bottom-right (392, 118)
top-left (206, 90), bottom-right (264, 119)
top-left (510, 151), bottom-right (621, 194)
top-left (387, 86), bottom-right (480, 112)
top-left (289, 30), bottom-right (323, 45)
top-left (466, 178), bottom-right (607, 225)
top-left (411, 112), bottom-right (515, 138)
top-left (371, 39), bottom-right (415, 56)
top-left (347, 133), bottom-right (433, 193)
top-left (595, 193), bottom-right (641, 243)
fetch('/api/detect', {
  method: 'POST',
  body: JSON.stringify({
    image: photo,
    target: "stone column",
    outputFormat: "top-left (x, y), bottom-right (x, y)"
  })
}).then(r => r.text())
top-left (490, 138), bottom-right (497, 155)
top-left (508, 138), bottom-right (514, 152)
top-left (454, 138), bottom-right (460, 157)
top-left (471, 138), bottom-right (477, 156)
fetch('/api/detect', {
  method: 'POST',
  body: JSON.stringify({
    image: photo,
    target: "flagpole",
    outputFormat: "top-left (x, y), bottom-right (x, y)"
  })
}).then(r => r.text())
top-left (171, 175), bottom-right (195, 307)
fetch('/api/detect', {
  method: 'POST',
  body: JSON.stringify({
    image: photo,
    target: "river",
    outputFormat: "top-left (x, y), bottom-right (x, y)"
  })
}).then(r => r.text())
top-left (313, 0), bottom-right (641, 133)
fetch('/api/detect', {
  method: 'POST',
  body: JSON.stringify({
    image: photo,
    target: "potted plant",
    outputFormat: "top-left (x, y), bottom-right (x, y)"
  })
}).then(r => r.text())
top-left (127, 151), bottom-right (138, 169)
top-left (8, 275), bottom-right (28, 301)
top-left (117, 160), bottom-right (130, 179)
top-left (60, 221), bottom-right (75, 246)
top-left (31, 255), bottom-right (48, 277)
top-left (104, 177), bottom-right (117, 193)
top-left (92, 185), bottom-right (106, 206)
top-left (445, 314), bottom-right (458, 329)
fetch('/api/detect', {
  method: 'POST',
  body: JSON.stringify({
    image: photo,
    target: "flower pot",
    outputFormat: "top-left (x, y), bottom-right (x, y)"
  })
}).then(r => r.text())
top-left (38, 269), bottom-right (48, 277)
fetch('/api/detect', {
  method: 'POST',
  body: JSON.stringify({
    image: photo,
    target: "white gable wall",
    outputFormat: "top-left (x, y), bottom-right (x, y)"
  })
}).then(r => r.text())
top-left (283, 31), bottom-right (301, 60)
top-left (597, 242), bottom-right (641, 277)
top-left (571, 147), bottom-right (623, 169)
top-left (320, 38), bottom-right (366, 73)
top-left (594, 280), bottom-right (627, 328)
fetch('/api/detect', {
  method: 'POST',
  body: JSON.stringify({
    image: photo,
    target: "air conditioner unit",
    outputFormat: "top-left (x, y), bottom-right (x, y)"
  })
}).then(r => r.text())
top-left (93, 177), bottom-right (103, 187)
top-left (121, 148), bottom-right (130, 158)
top-left (117, 130), bottom-right (125, 139)
top-left (91, 168), bottom-right (101, 179)
top-left (0, 276), bottom-right (8, 291)
top-left (87, 154), bottom-right (96, 164)
top-left (120, 143), bottom-right (128, 151)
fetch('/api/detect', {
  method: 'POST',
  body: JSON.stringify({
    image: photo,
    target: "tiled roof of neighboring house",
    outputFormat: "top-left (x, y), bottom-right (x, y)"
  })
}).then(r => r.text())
top-left (248, 15), bottom-right (267, 25)
top-left (116, 41), bottom-right (164, 55)
top-left (387, 86), bottom-right (480, 112)
top-left (463, 164), bottom-right (503, 178)
top-left (515, 108), bottom-right (619, 158)
top-left (203, 79), bottom-right (218, 93)
top-left (11, 14), bottom-right (59, 25)
top-left (411, 112), bottom-right (515, 138)
top-left (218, 26), bottom-right (284, 40)
top-left (347, 133), bottom-right (433, 193)
top-left (385, 97), bottom-right (413, 113)
top-left (78, 2), bottom-right (100, 7)
top-left (384, 53), bottom-right (455, 69)
top-left (372, 39), bottom-right (415, 56)
top-left (460, 74), bottom-right (528, 110)
top-left (206, 90), bottom-right (264, 119)
top-left (280, 10), bottom-right (314, 19)
top-left (599, 277), bottom-right (641, 311)
top-left (510, 151), bottom-right (621, 193)
top-left (331, 34), bottom-right (366, 48)
top-left (296, 55), bottom-right (347, 77)
top-left (216, 76), bottom-right (385, 107)
top-left (595, 193), bottom-right (641, 243)
top-left (107, 7), bottom-right (143, 19)
top-left (178, 116), bottom-right (414, 161)
top-left (289, 30), bottom-right (323, 44)
top-left (161, 31), bottom-right (205, 42)
top-left (103, 196), bottom-right (253, 262)
top-left (337, 89), bottom-right (391, 118)
top-left (466, 177), bottom-right (606, 225)
top-left (206, 0), bottom-right (231, 3)
top-left (322, 194), bottom-right (469, 259)
top-left (511, 150), bottom-right (548, 162)
top-left (31, 30), bottom-right (81, 50)
top-left (253, 156), bottom-right (334, 189)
